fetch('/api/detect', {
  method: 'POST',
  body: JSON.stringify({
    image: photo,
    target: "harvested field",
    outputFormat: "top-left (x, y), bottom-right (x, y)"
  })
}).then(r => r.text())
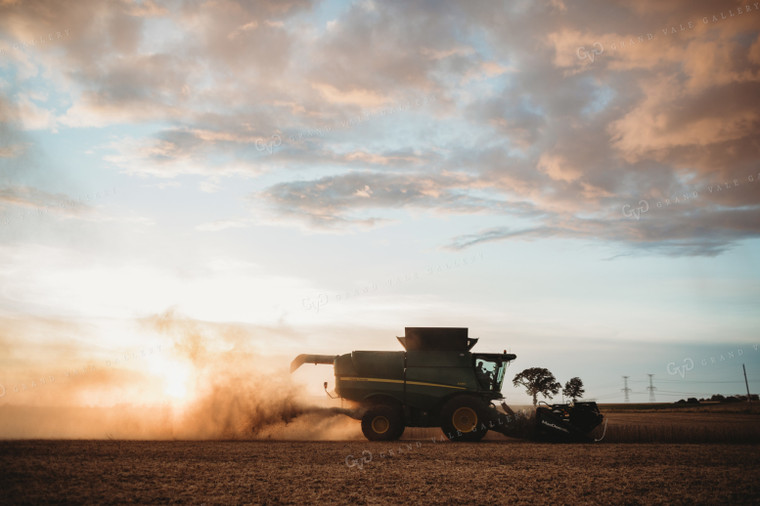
top-left (1, 440), bottom-right (759, 505)
top-left (595, 403), bottom-right (760, 443)
top-left (599, 411), bottom-right (760, 443)
top-left (401, 402), bottom-right (760, 443)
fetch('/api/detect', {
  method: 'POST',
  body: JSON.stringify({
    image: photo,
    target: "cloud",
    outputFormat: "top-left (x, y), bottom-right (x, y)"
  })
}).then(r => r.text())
top-left (0, 97), bottom-right (32, 161)
top-left (0, 143), bottom-right (26, 158)
top-left (2, 0), bottom-right (759, 257)
top-left (103, 132), bottom-right (267, 178)
top-left (447, 205), bottom-right (760, 257)
top-left (16, 93), bottom-right (56, 131)
top-left (312, 82), bottom-right (390, 107)
top-left (447, 226), bottom-right (563, 250)
top-left (258, 170), bottom-right (540, 228)
top-left (251, 0), bottom-right (759, 256)
top-left (195, 219), bottom-right (251, 232)
top-left (306, 0), bottom-right (480, 95)
top-left (0, 185), bottom-right (91, 218)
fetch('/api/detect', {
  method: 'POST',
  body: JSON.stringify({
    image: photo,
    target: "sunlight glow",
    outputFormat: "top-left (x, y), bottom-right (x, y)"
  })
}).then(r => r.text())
top-left (146, 355), bottom-right (195, 405)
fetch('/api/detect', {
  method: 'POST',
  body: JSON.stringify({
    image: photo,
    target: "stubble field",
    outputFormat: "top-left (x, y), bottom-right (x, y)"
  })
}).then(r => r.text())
top-left (1, 440), bottom-right (759, 505)
top-left (2, 404), bottom-right (760, 504)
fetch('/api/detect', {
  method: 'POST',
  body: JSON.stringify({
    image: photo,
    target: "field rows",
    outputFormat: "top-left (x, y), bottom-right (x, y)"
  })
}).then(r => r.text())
top-left (1, 440), bottom-right (759, 504)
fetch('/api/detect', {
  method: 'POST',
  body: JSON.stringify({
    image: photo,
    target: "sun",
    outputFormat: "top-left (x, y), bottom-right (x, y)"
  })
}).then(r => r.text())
top-left (163, 361), bottom-right (191, 399)
top-left (146, 354), bottom-right (195, 405)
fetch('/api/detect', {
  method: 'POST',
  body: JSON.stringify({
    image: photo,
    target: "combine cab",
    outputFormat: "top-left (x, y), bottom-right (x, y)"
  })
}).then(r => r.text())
top-left (290, 327), bottom-right (603, 442)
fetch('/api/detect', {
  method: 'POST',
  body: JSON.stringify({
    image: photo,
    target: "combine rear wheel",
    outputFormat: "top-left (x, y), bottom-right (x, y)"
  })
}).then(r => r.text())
top-left (361, 405), bottom-right (405, 441)
top-left (440, 396), bottom-right (489, 442)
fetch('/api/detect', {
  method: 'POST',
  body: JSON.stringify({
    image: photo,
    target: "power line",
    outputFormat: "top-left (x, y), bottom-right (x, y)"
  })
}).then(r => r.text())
top-left (656, 379), bottom-right (744, 384)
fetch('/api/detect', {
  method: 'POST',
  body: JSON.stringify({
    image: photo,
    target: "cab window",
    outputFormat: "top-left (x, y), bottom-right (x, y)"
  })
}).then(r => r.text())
top-left (475, 358), bottom-right (502, 390)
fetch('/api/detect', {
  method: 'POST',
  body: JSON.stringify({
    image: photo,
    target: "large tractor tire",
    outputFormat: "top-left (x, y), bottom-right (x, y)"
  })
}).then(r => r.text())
top-left (361, 405), bottom-right (405, 441)
top-left (440, 396), bottom-right (489, 442)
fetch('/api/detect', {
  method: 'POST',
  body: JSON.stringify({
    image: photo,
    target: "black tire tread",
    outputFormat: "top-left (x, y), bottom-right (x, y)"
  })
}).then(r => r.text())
top-left (361, 404), bottom-right (405, 441)
top-left (440, 396), bottom-right (489, 442)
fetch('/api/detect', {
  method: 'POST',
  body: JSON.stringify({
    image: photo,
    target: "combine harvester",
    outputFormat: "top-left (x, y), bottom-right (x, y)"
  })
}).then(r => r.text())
top-left (291, 327), bottom-right (603, 442)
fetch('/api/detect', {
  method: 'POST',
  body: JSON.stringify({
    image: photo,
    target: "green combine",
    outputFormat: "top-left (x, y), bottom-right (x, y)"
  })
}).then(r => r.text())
top-left (291, 327), bottom-right (603, 442)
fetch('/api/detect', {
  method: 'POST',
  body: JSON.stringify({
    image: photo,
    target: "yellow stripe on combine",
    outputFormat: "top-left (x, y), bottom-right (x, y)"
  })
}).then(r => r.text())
top-left (338, 376), bottom-right (466, 390)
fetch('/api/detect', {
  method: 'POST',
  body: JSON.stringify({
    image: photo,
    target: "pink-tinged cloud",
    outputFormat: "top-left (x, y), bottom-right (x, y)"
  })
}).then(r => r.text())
top-left (1, 0), bottom-right (758, 256)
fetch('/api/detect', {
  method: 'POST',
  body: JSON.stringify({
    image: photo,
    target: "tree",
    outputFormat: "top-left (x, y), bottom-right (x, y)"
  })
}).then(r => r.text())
top-left (563, 377), bottom-right (585, 402)
top-left (513, 367), bottom-right (561, 406)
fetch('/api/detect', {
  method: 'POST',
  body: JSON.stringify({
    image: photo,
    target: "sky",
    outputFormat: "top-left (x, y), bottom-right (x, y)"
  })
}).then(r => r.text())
top-left (0, 0), bottom-right (759, 437)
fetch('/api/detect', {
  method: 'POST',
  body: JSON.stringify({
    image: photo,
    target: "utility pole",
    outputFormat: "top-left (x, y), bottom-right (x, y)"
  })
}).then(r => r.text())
top-left (622, 376), bottom-right (631, 403)
top-left (647, 374), bottom-right (656, 402)
top-left (743, 364), bottom-right (752, 402)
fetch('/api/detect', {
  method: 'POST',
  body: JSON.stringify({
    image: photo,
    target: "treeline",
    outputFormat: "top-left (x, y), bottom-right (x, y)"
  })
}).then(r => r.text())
top-left (676, 393), bottom-right (759, 404)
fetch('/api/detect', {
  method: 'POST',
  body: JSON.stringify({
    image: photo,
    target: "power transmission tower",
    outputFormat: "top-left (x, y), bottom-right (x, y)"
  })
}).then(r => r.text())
top-left (622, 376), bottom-right (631, 403)
top-left (647, 374), bottom-right (656, 402)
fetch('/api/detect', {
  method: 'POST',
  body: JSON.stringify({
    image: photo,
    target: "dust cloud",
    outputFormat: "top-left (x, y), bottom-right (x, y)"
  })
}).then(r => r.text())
top-left (0, 310), bottom-right (362, 440)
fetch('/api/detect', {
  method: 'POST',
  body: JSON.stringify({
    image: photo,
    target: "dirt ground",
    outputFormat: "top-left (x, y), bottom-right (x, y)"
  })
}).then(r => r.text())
top-left (1, 440), bottom-right (758, 505)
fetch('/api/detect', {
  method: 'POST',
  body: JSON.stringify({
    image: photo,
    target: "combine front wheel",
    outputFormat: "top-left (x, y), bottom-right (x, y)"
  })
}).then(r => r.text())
top-left (361, 405), bottom-right (405, 441)
top-left (441, 396), bottom-right (489, 442)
